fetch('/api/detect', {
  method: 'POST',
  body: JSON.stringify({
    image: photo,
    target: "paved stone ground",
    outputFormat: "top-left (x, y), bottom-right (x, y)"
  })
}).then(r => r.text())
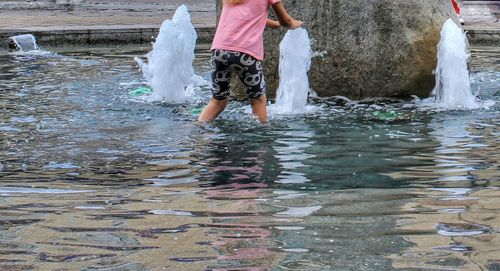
top-left (0, 0), bottom-right (216, 30)
top-left (0, 0), bottom-right (497, 46)
top-left (0, 0), bottom-right (497, 31)
top-left (461, 0), bottom-right (499, 30)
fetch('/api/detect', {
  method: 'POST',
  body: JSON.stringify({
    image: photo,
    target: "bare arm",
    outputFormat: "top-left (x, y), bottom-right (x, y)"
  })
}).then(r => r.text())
top-left (271, 2), bottom-right (303, 29)
top-left (266, 19), bottom-right (281, 29)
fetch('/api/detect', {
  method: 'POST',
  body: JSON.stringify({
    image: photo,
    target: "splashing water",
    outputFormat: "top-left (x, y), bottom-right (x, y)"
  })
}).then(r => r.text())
top-left (135, 5), bottom-right (199, 102)
top-left (271, 28), bottom-right (313, 114)
top-left (9, 34), bottom-right (39, 52)
top-left (428, 19), bottom-right (478, 109)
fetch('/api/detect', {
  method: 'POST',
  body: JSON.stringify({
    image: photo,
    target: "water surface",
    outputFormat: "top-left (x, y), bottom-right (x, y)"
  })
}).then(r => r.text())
top-left (0, 45), bottom-right (498, 271)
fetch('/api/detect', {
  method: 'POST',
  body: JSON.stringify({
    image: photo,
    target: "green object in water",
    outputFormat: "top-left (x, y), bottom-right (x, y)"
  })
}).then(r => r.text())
top-left (129, 87), bottom-right (152, 96)
top-left (373, 110), bottom-right (398, 120)
top-left (191, 106), bottom-right (205, 116)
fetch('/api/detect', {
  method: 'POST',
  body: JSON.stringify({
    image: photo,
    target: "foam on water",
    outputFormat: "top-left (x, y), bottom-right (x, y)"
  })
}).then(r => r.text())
top-left (270, 28), bottom-right (314, 114)
top-left (135, 5), bottom-right (202, 102)
top-left (422, 19), bottom-right (479, 110)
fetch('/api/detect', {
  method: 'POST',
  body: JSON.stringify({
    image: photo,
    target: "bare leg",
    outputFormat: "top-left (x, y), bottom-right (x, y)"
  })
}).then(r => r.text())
top-left (250, 95), bottom-right (268, 123)
top-left (198, 98), bottom-right (229, 122)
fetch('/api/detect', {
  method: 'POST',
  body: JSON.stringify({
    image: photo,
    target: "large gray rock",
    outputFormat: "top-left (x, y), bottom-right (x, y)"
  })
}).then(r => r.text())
top-left (268, 0), bottom-right (460, 98)
top-left (218, 0), bottom-right (459, 99)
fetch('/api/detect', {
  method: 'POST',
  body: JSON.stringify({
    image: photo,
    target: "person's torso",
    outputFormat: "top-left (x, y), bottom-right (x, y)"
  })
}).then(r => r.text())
top-left (212, 0), bottom-right (272, 60)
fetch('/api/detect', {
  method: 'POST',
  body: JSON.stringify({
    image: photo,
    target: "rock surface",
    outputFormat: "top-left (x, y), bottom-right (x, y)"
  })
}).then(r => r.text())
top-left (257, 0), bottom-right (460, 99)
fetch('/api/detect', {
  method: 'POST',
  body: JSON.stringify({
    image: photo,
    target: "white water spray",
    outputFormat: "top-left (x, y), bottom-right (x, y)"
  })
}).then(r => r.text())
top-left (135, 5), bottom-right (199, 102)
top-left (430, 19), bottom-right (478, 109)
top-left (272, 28), bottom-right (313, 114)
top-left (9, 34), bottom-right (39, 52)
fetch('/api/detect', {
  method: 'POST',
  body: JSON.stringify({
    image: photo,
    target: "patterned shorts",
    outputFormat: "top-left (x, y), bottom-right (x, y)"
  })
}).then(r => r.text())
top-left (210, 49), bottom-right (267, 100)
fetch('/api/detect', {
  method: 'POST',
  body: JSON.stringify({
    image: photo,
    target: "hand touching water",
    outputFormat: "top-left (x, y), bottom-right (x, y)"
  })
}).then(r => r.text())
top-left (288, 19), bottom-right (303, 29)
top-left (272, 2), bottom-right (304, 30)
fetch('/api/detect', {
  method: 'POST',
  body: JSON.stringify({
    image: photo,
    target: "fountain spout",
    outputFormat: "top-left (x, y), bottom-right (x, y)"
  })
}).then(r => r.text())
top-left (7, 34), bottom-right (39, 52)
top-left (135, 5), bottom-right (198, 103)
top-left (273, 28), bottom-right (312, 114)
top-left (431, 19), bottom-right (477, 109)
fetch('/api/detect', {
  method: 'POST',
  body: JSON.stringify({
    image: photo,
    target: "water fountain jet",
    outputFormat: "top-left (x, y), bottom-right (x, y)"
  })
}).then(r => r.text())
top-left (135, 5), bottom-right (200, 103)
top-left (430, 19), bottom-right (478, 110)
top-left (7, 34), bottom-right (39, 52)
top-left (270, 28), bottom-right (313, 114)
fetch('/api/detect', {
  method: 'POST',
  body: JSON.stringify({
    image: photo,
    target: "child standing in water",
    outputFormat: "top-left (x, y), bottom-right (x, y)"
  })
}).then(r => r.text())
top-left (198, 0), bottom-right (303, 123)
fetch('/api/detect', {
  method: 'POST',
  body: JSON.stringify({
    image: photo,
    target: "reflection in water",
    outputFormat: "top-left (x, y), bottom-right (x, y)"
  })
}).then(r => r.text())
top-left (389, 110), bottom-right (499, 270)
top-left (273, 125), bottom-right (315, 185)
top-left (0, 47), bottom-right (498, 270)
top-left (430, 113), bottom-right (488, 183)
top-left (196, 126), bottom-right (279, 270)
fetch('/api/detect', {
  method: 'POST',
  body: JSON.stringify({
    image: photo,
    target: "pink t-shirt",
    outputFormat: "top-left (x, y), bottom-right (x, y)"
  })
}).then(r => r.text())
top-left (211, 0), bottom-right (281, 61)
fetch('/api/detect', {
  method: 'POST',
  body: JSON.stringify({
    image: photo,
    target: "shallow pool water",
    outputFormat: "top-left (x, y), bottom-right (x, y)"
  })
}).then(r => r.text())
top-left (0, 45), bottom-right (498, 271)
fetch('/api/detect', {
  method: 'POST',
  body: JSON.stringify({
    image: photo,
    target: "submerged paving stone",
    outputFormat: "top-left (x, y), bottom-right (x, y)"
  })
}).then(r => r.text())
top-left (425, 257), bottom-right (468, 267)
top-left (489, 260), bottom-right (500, 271)
top-left (81, 262), bottom-right (147, 271)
